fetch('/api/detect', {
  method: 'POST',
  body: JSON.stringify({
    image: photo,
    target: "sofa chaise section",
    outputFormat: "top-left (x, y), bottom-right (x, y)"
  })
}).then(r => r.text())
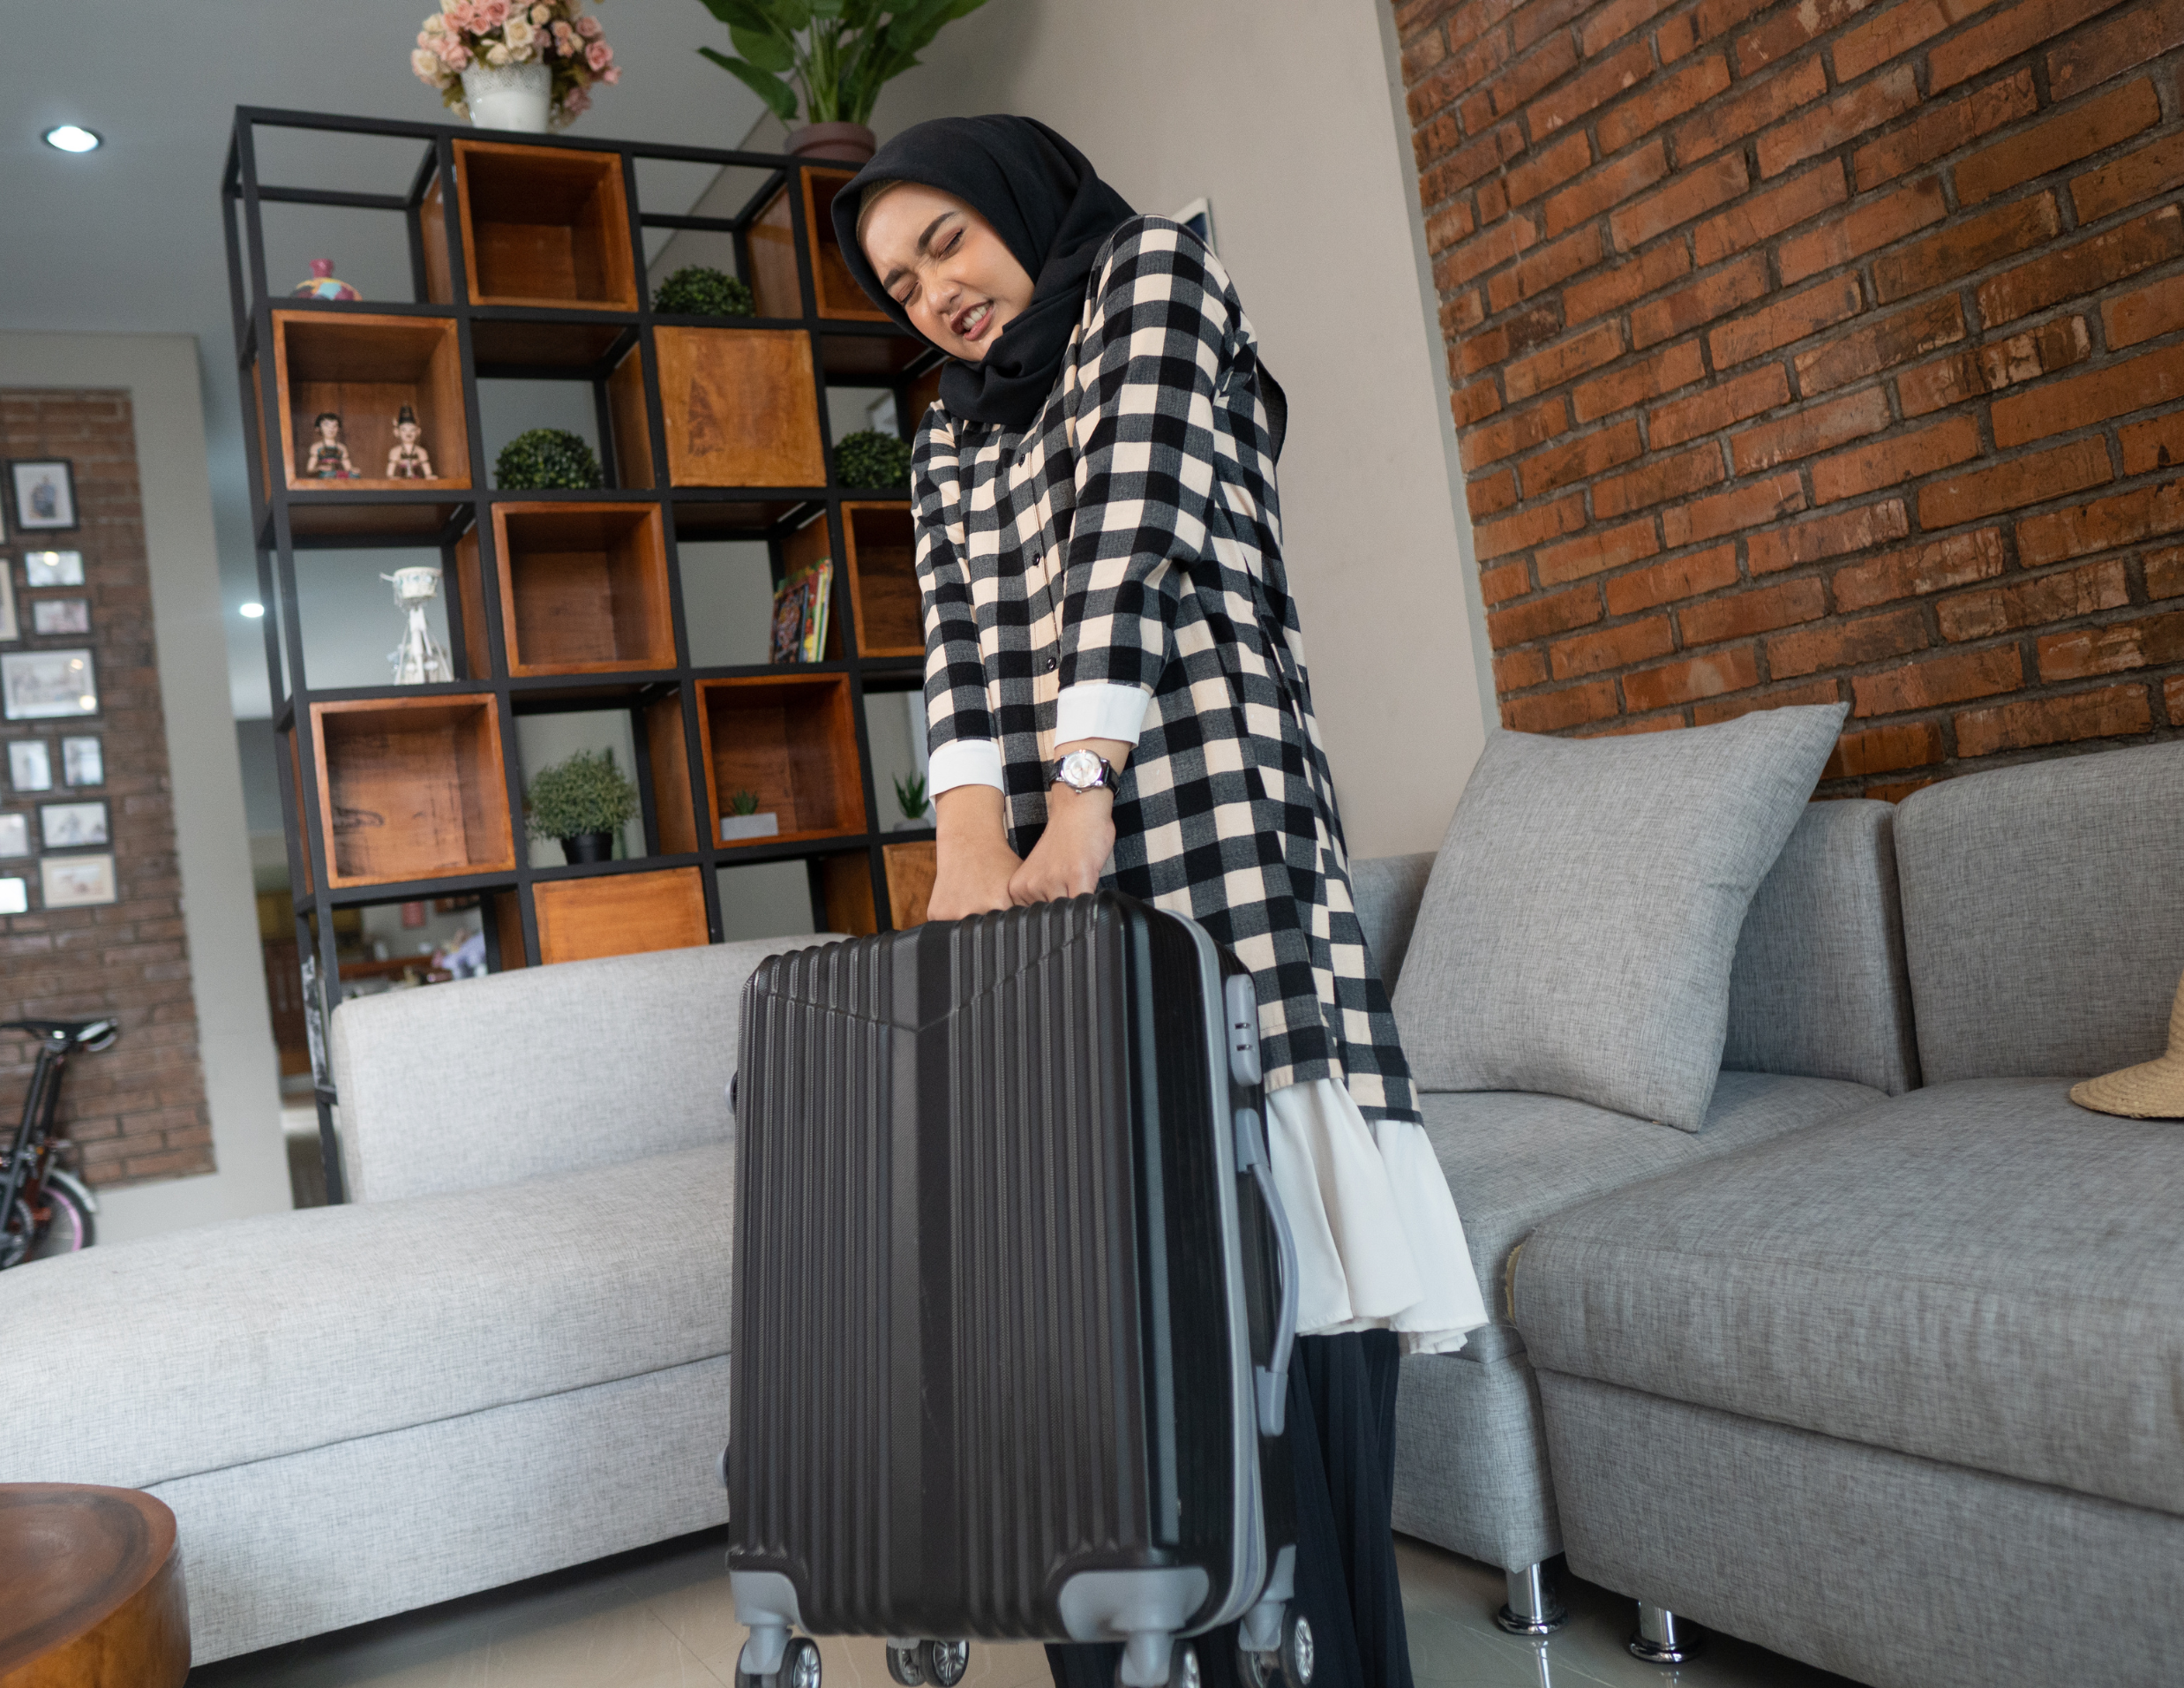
top-left (1514, 742), bottom-right (2184, 1687)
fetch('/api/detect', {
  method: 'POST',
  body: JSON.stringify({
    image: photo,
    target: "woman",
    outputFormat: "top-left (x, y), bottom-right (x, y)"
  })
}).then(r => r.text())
top-left (836, 116), bottom-right (1489, 1688)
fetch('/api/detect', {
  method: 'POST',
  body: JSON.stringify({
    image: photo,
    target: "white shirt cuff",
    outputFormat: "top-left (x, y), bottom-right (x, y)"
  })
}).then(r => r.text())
top-left (1055, 683), bottom-right (1154, 747)
top-left (927, 739), bottom-right (1005, 797)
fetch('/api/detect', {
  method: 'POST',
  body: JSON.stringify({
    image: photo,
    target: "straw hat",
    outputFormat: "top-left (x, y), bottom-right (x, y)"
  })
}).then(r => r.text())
top-left (2070, 972), bottom-right (2184, 1119)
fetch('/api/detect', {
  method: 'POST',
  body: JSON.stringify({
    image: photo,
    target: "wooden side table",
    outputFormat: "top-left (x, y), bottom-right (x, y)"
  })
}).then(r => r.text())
top-left (0, 1484), bottom-right (189, 1687)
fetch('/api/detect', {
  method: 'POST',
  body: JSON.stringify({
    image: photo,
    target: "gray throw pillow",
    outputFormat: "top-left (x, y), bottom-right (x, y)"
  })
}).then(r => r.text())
top-left (1394, 703), bottom-right (1849, 1130)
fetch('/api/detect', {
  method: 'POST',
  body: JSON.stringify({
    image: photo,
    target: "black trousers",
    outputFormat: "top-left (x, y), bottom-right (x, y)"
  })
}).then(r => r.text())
top-left (1046, 1330), bottom-right (1414, 1688)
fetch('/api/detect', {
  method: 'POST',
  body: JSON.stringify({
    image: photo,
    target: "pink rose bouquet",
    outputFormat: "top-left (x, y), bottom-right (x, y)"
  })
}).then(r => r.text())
top-left (412, 0), bottom-right (619, 127)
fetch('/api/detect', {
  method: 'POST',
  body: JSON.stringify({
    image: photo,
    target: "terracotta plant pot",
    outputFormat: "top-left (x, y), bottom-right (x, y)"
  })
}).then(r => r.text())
top-left (784, 121), bottom-right (877, 164)
top-left (559, 831), bottom-right (615, 864)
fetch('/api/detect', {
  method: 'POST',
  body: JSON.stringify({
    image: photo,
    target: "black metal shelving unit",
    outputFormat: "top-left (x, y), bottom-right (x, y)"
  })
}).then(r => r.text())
top-left (222, 106), bottom-right (939, 1201)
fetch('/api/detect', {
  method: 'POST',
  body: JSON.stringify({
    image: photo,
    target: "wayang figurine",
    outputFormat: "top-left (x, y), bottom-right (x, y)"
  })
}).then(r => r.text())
top-left (305, 413), bottom-right (358, 480)
top-left (386, 405), bottom-right (436, 480)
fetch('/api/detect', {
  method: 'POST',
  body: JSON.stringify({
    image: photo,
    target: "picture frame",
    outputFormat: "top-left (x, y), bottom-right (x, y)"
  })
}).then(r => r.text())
top-left (0, 567), bottom-right (14, 643)
top-left (2, 649), bottom-right (97, 719)
top-left (23, 550), bottom-right (85, 587)
top-left (7, 739), bottom-right (50, 791)
top-left (40, 799), bottom-right (109, 849)
top-left (0, 814), bottom-right (26, 858)
top-left (61, 736), bottom-right (103, 788)
top-left (30, 596), bottom-right (89, 636)
top-left (40, 852), bottom-right (115, 908)
top-left (0, 876), bottom-right (26, 916)
top-left (9, 461), bottom-right (79, 534)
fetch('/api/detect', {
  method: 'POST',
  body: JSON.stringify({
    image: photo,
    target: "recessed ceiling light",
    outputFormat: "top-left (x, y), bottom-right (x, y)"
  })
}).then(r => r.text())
top-left (42, 124), bottom-right (102, 154)
top-left (239, 601), bottom-right (266, 619)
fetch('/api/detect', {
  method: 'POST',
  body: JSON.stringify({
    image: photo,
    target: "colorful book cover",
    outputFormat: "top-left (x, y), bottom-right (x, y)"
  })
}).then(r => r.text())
top-left (768, 573), bottom-right (806, 664)
top-left (799, 559), bottom-right (834, 664)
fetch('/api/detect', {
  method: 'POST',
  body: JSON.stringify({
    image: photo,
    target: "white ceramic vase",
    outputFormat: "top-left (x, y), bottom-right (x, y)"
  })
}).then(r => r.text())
top-left (462, 61), bottom-right (552, 132)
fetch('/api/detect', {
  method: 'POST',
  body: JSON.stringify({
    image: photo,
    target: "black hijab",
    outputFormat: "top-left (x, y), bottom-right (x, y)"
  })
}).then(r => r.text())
top-left (833, 116), bottom-right (1138, 431)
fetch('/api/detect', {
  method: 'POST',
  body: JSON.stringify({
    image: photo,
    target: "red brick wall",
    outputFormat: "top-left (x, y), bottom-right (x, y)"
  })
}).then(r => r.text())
top-left (1, 390), bottom-right (214, 1186)
top-left (1396, 0), bottom-right (2184, 793)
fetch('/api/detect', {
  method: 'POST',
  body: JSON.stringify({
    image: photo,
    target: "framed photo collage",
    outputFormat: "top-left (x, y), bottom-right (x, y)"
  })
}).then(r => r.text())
top-left (0, 468), bottom-right (114, 914)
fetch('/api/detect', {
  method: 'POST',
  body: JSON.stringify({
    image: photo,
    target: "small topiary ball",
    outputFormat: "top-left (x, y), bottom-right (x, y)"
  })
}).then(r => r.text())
top-left (653, 266), bottom-right (755, 318)
top-left (836, 429), bottom-right (912, 489)
top-left (496, 428), bottom-right (604, 491)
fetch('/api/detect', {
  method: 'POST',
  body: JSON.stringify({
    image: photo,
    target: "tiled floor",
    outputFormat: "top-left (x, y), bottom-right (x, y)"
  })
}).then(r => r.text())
top-left (189, 1530), bottom-right (1858, 1688)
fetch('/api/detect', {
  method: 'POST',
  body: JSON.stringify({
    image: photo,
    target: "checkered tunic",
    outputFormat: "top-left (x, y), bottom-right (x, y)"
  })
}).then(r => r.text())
top-left (911, 217), bottom-right (1419, 1122)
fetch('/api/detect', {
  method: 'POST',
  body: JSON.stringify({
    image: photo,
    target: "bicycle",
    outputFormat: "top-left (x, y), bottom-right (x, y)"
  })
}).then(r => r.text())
top-left (0, 1017), bottom-right (115, 1270)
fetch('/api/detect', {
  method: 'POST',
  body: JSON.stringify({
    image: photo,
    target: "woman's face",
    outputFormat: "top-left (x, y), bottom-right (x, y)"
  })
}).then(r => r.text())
top-left (860, 183), bottom-right (1033, 363)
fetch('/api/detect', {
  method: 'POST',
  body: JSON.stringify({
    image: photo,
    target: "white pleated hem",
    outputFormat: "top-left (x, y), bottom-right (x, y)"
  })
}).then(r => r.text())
top-left (1262, 1077), bottom-right (1490, 1356)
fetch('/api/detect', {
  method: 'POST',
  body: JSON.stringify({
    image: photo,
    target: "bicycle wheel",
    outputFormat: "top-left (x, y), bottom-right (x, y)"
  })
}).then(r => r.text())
top-left (0, 1197), bottom-right (32, 1271)
top-left (30, 1182), bottom-right (94, 1259)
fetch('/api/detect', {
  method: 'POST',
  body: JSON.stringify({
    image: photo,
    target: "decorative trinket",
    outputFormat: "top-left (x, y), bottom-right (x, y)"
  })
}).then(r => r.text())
top-left (291, 258), bottom-right (362, 302)
top-left (383, 566), bottom-right (455, 685)
top-left (305, 413), bottom-right (358, 480)
top-left (386, 404), bottom-right (437, 480)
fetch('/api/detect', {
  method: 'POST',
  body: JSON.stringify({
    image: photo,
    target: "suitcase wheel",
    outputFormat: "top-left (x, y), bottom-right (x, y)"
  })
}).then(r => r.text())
top-left (1116, 1641), bottom-right (1199, 1688)
top-left (740, 1634), bottom-right (821, 1688)
top-left (1238, 1609), bottom-right (1313, 1688)
top-left (919, 1640), bottom-right (971, 1687)
top-left (886, 1645), bottom-right (924, 1687)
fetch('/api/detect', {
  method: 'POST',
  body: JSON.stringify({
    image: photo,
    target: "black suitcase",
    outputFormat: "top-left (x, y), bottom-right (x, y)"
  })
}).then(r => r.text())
top-left (727, 893), bottom-right (1308, 1688)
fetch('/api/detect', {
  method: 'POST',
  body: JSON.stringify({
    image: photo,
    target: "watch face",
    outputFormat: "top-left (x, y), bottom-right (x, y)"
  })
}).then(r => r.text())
top-left (1061, 749), bottom-right (1103, 787)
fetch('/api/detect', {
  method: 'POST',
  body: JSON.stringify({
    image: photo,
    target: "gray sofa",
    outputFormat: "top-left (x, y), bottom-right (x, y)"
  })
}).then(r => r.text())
top-left (1357, 792), bottom-right (1918, 1629)
top-left (0, 935), bottom-right (816, 1663)
top-left (1367, 740), bottom-right (2183, 1683)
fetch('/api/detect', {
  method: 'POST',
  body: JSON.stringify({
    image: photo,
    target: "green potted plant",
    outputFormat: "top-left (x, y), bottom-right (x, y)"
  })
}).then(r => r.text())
top-left (653, 265), bottom-right (756, 317)
top-left (496, 428), bottom-right (604, 491)
top-left (836, 428), bottom-right (912, 489)
top-left (892, 771), bottom-right (930, 830)
top-left (694, 0), bottom-right (996, 162)
top-left (720, 786), bottom-right (780, 843)
top-left (525, 748), bottom-right (638, 863)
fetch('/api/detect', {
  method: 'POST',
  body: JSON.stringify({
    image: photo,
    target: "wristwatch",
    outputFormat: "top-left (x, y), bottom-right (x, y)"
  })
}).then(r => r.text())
top-left (1051, 748), bottom-right (1115, 794)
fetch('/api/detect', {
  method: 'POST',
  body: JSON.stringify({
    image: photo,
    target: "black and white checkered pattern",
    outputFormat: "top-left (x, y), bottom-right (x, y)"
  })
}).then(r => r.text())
top-left (912, 217), bottom-right (1418, 1122)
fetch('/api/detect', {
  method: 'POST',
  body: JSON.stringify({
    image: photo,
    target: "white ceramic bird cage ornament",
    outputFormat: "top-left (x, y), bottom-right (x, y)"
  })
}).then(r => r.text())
top-left (384, 566), bottom-right (455, 685)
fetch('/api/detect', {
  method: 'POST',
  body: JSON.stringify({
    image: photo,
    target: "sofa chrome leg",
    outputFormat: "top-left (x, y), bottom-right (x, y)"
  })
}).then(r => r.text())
top-left (1627, 1602), bottom-right (1701, 1663)
top-left (1493, 1563), bottom-right (1567, 1635)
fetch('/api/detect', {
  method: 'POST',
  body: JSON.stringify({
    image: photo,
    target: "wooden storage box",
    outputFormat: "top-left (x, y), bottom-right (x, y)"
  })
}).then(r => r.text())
top-left (308, 695), bottom-right (515, 889)
top-left (273, 312), bottom-right (469, 492)
top-left (424, 139), bottom-right (638, 311)
top-left (882, 839), bottom-right (935, 928)
top-left (491, 503), bottom-right (674, 676)
top-left (532, 867), bottom-right (709, 964)
top-left (748, 166), bottom-right (889, 322)
top-left (696, 674), bottom-right (867, 846)
top-left (841, 502), bottom-right (919, 657)
top-left (654, 327), bottom-right (825, 487)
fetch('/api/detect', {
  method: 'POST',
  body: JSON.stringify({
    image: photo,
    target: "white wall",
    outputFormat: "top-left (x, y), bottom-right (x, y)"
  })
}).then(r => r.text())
top-left (868, 0), bottom-right (1492, 855)
top-left (0, 331), bottom-right (289, 1239)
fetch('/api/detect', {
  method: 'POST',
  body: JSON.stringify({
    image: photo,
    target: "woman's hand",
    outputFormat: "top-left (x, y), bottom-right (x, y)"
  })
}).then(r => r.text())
top-left (928, 785), bottom-right (1021, 922)
top-left (1009, 739), bottom-right (1130, 904)
top-left (1010, 786), bottom-right (1116, 904)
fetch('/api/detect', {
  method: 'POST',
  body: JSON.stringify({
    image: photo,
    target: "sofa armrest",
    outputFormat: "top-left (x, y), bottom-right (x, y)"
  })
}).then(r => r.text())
top-left (1352, 852), bottom-right (1437, 994)
top-left (329, 935), bottom-right (836, 1203)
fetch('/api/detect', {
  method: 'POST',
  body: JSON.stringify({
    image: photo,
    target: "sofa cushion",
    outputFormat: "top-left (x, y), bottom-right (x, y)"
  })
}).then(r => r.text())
top-left (1349, 852), bottom-right (1433, 994)
top-left (1422, 1069), bottom-right (1883, 1317)
top-left (1722, 799), bottom-right (1918, 1096)
top-left (1895, 740), bottom-right (2184, 1085)
top-left (0, 1143), bottom-right (731, 1490)
top-left (1396, 705), bottom-right (1847, 1129)
top-left (334, 936), bottom-right (821, 1202)
top-left (1512, 1079), bottom-right (2184, 1515)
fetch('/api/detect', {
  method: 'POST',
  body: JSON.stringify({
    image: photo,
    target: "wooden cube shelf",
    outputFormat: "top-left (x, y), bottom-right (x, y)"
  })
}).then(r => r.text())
top-left (491, 503), bottom-right (674, 676)
top-left (273, 311), bottom-right (470, 492)
top-left (430, 139), bottom-right (639, 311)
top-left (749, 167), bottom-right (889, 322)
top-left (532, 867), bottom-right (709, 965)
top-left (308, 695), bottom-right (514, 889)
top-left (883, 840), bottom-right (935, 929)
top-left (654, 327), bottom-right (825, 487)
top-left (841, 502), bottom-right (919, 657)
top-left (821, 852), bottom-right (880, 937)
top-left (783, 511), bottom-right (844, 662)
top-left (696, 674), bottom-right (867, 847)
top-left (607, 343), bottom-right (656, 489)
top-left (642, 691), bottom-right (701, 854)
